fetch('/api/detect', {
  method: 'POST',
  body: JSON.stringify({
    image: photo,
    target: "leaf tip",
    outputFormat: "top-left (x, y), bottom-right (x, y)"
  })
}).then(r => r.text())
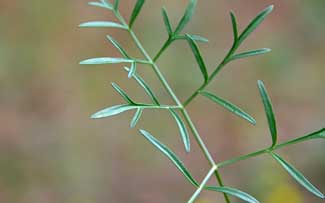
top-left (139, 129), bottom-right (147, 135)
top-left (90, 113), bottom-right (100, 119)
top-left (268, 5), bottom-right (275, 12)
top-left (257, 80), bottom-right (264, 87)
top-left (79, 60), bottom-right (88, 65)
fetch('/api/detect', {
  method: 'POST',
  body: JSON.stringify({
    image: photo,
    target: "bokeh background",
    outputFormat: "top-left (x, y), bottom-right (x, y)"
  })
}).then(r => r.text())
top-left (0, 0), bottom-right (324, 202)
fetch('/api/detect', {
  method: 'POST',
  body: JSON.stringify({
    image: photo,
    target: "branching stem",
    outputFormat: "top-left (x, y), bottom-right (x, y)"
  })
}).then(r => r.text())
top-left (114, 8), bottom-right (231, 203)
top-left (218, 132), bottom-right (323, 168)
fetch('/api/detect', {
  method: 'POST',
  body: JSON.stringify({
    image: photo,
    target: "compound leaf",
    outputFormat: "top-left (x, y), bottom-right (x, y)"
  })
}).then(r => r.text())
top-left (139, 129), bottom-right (198, 187)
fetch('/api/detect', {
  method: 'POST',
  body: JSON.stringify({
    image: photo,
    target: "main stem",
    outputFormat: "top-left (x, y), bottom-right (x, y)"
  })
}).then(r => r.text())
top-left (188, 165), bottom-right (218, 203)
top-left (114, 10), bottom-right (231, 203)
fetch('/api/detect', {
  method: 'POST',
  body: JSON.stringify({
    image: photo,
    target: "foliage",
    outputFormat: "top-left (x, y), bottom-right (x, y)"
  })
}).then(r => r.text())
top-left (79, 0), bottom-right (324, 202)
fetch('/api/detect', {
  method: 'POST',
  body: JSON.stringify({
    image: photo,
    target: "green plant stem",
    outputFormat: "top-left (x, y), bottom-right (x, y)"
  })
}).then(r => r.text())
top-left (217, 132), bottom-right (322, 168)
top-left (114, 9), bottom-right (231, 203)
top-left (183, 43), bottom-right (237, 107)
top-left (153, 37), bottom-right (174, 62)
top-left (188, 165), bottom-right (218, 203)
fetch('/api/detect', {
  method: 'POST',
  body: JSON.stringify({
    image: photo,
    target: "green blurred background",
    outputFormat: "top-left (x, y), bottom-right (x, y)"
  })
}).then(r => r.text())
top-left (0, 0), bottom-right (324, 202)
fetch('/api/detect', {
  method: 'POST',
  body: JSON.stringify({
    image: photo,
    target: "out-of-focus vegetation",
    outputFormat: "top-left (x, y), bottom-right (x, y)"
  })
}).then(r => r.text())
top-left (0, 0), bottom-right (324, 202)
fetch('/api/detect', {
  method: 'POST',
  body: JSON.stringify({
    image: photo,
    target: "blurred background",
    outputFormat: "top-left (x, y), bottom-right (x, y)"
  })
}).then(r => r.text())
top-left (0, 0), bottom-right (324, 202)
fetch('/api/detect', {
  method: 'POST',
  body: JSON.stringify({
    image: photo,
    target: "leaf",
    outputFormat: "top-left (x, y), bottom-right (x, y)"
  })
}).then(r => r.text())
top-left (162, 7), bottom-right (173, 35)
top-left (238, 5), bottom-right (274, 45)
top-left (111, 82), bottom-right (134, 104)
top-left (174, 0), bottom-right (197, 34)
top-left (124, 67), bottom-right (160, 105)
top-left (304, 128), bottom-right (325, 140)
top-left (200, 91), bottom-right (256, 125)
top-left (229, 48), bottom-right (271, 62)
top-left (88, 1), bottom-right (113, 10)
top-left (175, 35), bottom-right (209, 43)
top-left (169, 109), bottom-right (191, 153)
top-left (186, 34), bottom-right (208, 83)
top-left (113, 0), bottom-right (119, 10)
top-left (206, 186), bottom-right (259, 203)
top-left (230, 11), bottom-right (238, 42)
top-left (257, 80), bottom-right (277, 147)
top-left (91, 105), bottom-right (138, 119)
top-left (80, 57), bottom-right (133, 65)
top-left (280, 128), bottom-right (325, 147)
top-left (313, 128), bottom-right (325, 139)
top-left (271, 152), bottom-right (324, 199)
top-left (106, 35), bottom-right (130, 58)
top-left (186, 34), bottom-right (209, 43)
top-left (130, 108), bottom-right (143, 128)
top-left (128, 62), bottom-right (137, 78)
top-left (139, 129), bottom-right (198, 187)
top-left (79, 21), bottom-right (126, 29)
top-left (129, 0), bottom-right (145, 28)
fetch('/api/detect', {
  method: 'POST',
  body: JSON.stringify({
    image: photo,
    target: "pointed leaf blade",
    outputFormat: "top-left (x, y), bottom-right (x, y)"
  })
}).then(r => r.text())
top-left (229, 48), bottom-right (271, 62)
top-left (91, 105), bottom-right (138, 119)
top-left (257, 80), bottom-right (277, 147)
top-left (277, 128), bottom-right (325, 147)
top-left (106, 35), bottom-right (130, 58)
top-left (206, 186), bottom-right (259, 203)
top-left (162, 7), bottom-right (173, 35)
top-left (200, 91), bottom-right (256, 125)
top-left (129, 0), bottom-right (145, 28)
top-left (271, 153), bottom-right (324, 198)
top-left (139, 129), bottom-right (198, 187)
top-left (124, 67), bottom-right (160, 105)
top-left (113, 0), bottom-right (119, 10)
top-left (238, 5), bottom-right (274, 45)
top-left (80, 57), bottom-right (133, 65)
top-left (88, 1), bottom-right (112, 10)
top-left (111, 83), bottom-right (134, 104)
top-left (169, 109), bottom-right (191, 153)
top-left (174, 0), bottom-right (197, 34)
top-left (130, 108), bottom-right (143, 128)
top-left (186, 34), bottom-right (208, 83)
top-left (79, 21), bottom-right (127, 29)
top-left (230, 11), bottom-right (238, 42)
top-left (128, 62), bottom-right (137, 78)
top-left (186, 34), bottom-right (209, 43)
